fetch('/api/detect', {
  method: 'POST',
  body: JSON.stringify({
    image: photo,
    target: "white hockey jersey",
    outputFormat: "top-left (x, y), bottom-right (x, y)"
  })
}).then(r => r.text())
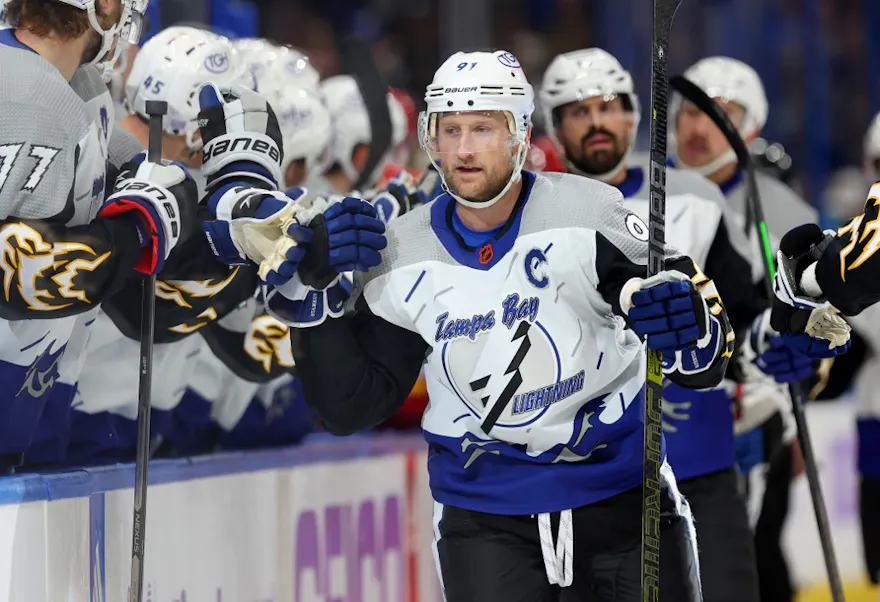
top-left (0, 32), bottom-right (137, 463)
top-left (291, 170), bottom-right (734, 514)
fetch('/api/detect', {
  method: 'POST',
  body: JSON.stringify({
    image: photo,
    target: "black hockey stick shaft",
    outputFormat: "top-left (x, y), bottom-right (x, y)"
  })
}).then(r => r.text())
top-left (340, 37), bottom-right (393, 192)
top-left (670, 75), bottom-right (845, 602)
top-left (643, 2), bottom-right (683, 600)
top-left (129, 99), bottom-right (167, 602)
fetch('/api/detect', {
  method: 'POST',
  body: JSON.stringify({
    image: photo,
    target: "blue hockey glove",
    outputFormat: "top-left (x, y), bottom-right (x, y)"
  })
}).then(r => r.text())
top-left (298, 196), bottom-right (387, 289)
top-left (99, 152), bottom-right (198, 275)
top-left (202, 186), bottom-right (318, 286)
top-left (747, 309), bottom-right (815, 383)
top-left (622, 271), bottom-right (725, 374)
top-left (264, 273), bottom-right (354, 328)
top-left (623, 271), bottom-right (711, 351)
top-left (370, 170), bottom-right (428, 224)
top-left (770, 224), bottom-right (852, 359)
top-left (198, 83), bottom-right (284, 191)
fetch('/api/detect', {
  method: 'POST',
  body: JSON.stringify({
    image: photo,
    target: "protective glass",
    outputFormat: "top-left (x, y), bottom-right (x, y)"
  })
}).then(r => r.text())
top-left (419, 110), bottom-right (518, 165)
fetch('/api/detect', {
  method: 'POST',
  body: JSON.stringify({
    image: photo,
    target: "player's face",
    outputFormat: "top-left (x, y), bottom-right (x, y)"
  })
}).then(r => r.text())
top-left (675, 99), bottom-right (745, 166)
top-left (434, 111), bottom-right (516, 204)
top-left (556, 96), bottom-right (633, 175)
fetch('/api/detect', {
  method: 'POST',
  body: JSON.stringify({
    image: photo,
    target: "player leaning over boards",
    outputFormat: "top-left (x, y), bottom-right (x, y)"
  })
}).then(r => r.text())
top-left (274, 50), bottom-right (732, 600)
top-left (539, 47), bottom-right (761, 602)
top-left (0, 0), bottom-right (200, 473)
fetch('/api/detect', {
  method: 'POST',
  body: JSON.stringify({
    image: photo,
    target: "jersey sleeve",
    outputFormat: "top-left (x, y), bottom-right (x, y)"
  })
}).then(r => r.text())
top-left (200, 306), bottom-right (297, 383)
top-left (0, 217), bottom-right (143, 320)
top-left (108, 126), bottom-right (144, 169)
top-left (583, 189), bottom-right (734, 388)
top-left (815, 183), bottom-right (880, 315)
top-left (289, 294), bottom-right (429, 436)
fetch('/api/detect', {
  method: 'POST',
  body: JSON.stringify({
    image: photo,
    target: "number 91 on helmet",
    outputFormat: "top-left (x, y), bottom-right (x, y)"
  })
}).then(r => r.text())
top-left (418, 50), bottom-right (535, 210)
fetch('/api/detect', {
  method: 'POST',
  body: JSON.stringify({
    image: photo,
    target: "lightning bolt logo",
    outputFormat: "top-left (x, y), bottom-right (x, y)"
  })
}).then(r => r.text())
top-left (469, 320), bottom-right (532, 433)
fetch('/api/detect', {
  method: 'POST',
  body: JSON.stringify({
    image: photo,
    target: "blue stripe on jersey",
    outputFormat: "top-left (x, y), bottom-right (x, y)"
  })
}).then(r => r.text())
top-left (450, 209), bottom-right (504, 248)
top-left (423, 388), bottom-right (662, 515)
top-left (858, 418), bottom-right (880, 478)
top-left (719, 169), bottom-right (744, 196)
top-left (429, 171), bottom-right (535, 270)
top-left (662, 383), bottom-right (736, 480)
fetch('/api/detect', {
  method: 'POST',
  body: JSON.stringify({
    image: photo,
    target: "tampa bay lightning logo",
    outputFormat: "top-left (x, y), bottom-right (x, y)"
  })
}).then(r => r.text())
top-left (524, 247), bottom-right (549, 289)
top-left (440, 295), bottom-right (568, 431)
top-left (17, 342), bottom-right (65, 399)
top-left (204, 52), bottom-right (230, 74)
top-left (497, 52), bottom-right (521, 69)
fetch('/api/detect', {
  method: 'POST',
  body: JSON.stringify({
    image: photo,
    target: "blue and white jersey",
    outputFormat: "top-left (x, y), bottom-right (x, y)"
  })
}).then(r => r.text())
top-left (610, 161), bottom-right (754, 480)
top-left (340, 170), bottom-right (733, 514)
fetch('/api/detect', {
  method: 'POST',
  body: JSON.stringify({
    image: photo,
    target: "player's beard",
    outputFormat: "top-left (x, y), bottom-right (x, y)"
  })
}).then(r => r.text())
top-left (564, 127), bottom-right (627, 176)
top-left (441, 157), bottom-right (512, 204)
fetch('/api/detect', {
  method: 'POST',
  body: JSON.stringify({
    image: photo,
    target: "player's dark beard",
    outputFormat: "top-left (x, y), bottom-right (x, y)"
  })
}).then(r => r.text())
top-left (563, 127), bottom-right (626, 176)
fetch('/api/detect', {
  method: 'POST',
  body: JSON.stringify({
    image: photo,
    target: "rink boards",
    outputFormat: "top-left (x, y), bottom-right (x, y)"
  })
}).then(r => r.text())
top-left (0, 403), bottom-right (873, 602)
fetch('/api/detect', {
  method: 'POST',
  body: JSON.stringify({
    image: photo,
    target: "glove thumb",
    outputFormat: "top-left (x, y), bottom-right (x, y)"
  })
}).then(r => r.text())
top-left (198, 83), bottom-right (225, 112)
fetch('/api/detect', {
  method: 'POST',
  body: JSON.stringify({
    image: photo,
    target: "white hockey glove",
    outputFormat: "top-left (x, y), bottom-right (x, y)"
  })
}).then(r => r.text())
top-left (198, 83), bottom-right (284, 191)
top-left (770, 224), bottom-right (851, 358)
top-left (202, 187), bottom-right (330, 286)
top-left (98, 152), bottom-right (198, 275)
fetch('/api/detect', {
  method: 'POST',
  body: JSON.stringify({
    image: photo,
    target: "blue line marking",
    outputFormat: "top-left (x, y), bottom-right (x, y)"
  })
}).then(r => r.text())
top-left (596, 352), bottom-right (604, 370)
top-left (405, 270), bottom-right (427, 303)
top-left (19, 333), bottom-right (48, 353)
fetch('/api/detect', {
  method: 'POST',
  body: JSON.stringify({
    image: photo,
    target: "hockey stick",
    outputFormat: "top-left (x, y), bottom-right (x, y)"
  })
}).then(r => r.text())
top-left (129, 99), bottom-right (167, 602)
top-left (339, 37), bottom-right (393, 192)
top-left (669, 75), bottom-right (846, 602)
top-left (643, 1), bottom-right (684, 599)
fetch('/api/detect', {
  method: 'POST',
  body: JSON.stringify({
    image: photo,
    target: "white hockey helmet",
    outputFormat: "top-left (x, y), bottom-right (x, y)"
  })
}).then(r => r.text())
top-left (52, 0), bottom-right (148, 75)
top-left (125, 27), bottom-right (249, 155)
top-left (320, 74), bottom-right (408, 189)
top-left (420, 50), bottom-right (534, 209)
top-left (864, 111), bottom-right (880, 181)
top-left (232, 38), bottom-right (320, 95)
top-left (539, 48), bottom-right (640, 183)
top-left (672, 56), bottom-right (768, 176)
top-left (265, 85), bottom-right (332, 187)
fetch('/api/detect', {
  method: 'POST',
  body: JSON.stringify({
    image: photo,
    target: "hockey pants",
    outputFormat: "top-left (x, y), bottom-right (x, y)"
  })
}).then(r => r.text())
top-left (432, 483), bottom-right (702, 602)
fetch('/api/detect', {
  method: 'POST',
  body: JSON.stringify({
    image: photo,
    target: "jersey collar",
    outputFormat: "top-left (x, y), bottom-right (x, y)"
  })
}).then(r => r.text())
top-left (719, 168), bottom-right (744, 195)
top-left (614, 167), bottom-right (644, 199)
top-left (430, 170), bottom-right (536, 270)
top-left (0, 29), bottom-right (38, 54)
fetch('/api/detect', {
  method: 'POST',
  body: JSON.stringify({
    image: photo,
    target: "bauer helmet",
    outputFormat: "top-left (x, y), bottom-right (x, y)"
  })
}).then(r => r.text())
top-left (539, 48), bottom-right (640, 183)
top-left (420, 50), bottom-right (535, 209)
top-left (672, 56), bottom-right (768, 176)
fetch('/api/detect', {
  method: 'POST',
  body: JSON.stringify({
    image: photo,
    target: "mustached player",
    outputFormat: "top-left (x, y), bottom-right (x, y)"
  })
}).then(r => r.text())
top-left (540, 47), bottom-right (761, 602)
top-left (0, 0), bottom-right (201, 472)
top-left (269, 50), bottom-right (737, 600)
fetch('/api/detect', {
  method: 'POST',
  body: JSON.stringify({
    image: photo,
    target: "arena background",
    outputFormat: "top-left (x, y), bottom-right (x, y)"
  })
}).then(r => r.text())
top-left (0, 0), bottom-right (878, 601)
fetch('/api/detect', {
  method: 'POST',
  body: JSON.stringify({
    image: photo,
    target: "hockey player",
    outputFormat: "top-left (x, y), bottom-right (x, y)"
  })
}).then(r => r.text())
top-left (271, 49), bottom-right (737, 600)
top-left (672, 56), bottom-right (829, 602)
top-left (0, 0), bottom-right (202, 472)
top-left (672, 57), bottom-right (818, 240)
top-left (539, 47), bottom-right (761, 602)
